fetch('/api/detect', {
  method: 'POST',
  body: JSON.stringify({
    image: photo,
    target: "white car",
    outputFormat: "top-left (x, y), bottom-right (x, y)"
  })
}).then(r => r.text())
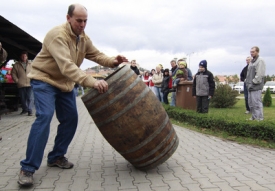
top-left (233, 82), bottom-right (244, 93)
top-left (262, 81), bottom-right (275, 93)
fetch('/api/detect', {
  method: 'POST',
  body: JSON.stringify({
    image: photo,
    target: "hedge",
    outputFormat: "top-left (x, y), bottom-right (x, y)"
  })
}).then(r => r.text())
top-left (163, 104), bottom-right (275, 142)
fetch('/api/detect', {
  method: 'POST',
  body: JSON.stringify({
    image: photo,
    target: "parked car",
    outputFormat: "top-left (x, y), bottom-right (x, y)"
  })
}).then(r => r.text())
top-left (262, 81), bottom-right (275, 93)
top-left (233, 82), bottom-right (244, 93)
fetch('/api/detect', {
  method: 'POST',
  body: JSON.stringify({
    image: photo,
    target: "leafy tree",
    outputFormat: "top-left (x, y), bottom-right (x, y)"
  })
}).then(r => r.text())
top-left (263, 87), bottom-right (272, 107)
top-left (231, 74), bottom-right (239, 84)
top-left (225, 76), bottom-right (233, 84)
top-left (214, 76), bottom-right (220, 85)
top-left (210, 84), bottom-right (239, 108)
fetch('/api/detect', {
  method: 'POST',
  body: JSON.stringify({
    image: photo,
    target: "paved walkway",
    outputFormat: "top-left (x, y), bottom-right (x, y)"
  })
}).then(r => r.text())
top-left (0, 97), bottom-right (275, 191)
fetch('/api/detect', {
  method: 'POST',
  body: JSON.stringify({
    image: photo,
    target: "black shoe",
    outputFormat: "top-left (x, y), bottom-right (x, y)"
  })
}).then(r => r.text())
top-left (20, 111), bottom-right (27, 115)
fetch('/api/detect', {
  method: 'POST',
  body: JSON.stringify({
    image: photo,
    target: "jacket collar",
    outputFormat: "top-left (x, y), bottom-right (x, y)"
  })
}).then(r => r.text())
top-left (65, 22), bottom-right (86, 39)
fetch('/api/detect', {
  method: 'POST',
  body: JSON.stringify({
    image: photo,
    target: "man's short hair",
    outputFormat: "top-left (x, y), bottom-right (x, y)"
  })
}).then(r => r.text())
top-left (20, 51), bottom-right (28, 56)
top-left (251, 46), bottom-right (260, 53)
top-left (67, 4), bottom-right (75, 17)
top-left (67, 4), bottom-right (87, 17)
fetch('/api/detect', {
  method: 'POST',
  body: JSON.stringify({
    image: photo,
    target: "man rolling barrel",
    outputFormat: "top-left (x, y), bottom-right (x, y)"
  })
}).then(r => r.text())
top-left (18, 3), bottom-right (128, 186)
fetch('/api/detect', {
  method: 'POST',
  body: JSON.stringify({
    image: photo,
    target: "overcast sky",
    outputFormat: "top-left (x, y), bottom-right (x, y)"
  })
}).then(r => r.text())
top-left (1, 0), bottom-right (275, 76)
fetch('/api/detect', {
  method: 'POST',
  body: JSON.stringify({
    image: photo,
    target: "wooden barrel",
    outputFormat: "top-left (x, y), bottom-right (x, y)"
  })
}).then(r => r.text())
top-left (81, 65), bottom-right (179, 170)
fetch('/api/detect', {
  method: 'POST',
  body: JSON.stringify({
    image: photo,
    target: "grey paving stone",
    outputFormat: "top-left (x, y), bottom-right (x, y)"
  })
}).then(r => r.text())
top-left (163, 179), bottom-right (187, 191)
top-left (69, 178), bottom-right (88, 191)
top-left (86, 180), bottom-right (104, 191)
top-left (102, 175), bottom-right (119, 186)
top-left (133, 182), bottom-right (151, 191)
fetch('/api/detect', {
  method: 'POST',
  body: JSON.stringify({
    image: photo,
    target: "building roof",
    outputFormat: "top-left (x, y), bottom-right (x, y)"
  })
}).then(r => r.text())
top-left (0, 15), bottom-right (42, 66)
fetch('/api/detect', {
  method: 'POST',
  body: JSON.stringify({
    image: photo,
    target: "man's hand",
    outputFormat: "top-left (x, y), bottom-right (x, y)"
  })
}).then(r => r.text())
top-left (114, 55), bottom-right (128, 66)
top-left (93, 80), bottom-right (108, 93)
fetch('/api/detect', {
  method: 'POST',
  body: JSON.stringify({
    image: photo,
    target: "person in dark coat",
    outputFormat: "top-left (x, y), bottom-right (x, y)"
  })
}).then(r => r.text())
top-left (192, 60), bottom-right (215, 113)
top-left (161, 69), bottom-right (171, 104)
top-left (130, 60), bottom-right (140, 75)
top-left (240, 56), bottom-right (251, 114)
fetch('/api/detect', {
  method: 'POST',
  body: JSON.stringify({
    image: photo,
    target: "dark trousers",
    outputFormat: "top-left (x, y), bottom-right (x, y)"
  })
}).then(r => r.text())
top-left (162, 90), bottom-right (169, 104)
top-left (18, 87), bottom-right (34, 113)
top-left (244, 82), bottom-right (250, 111)
top-left (196, 96), bottom-right (209, 113)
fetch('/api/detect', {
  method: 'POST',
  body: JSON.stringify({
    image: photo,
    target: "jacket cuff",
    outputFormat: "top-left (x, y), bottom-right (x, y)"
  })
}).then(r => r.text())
top-left (83, 75), bottom-right (97, 88)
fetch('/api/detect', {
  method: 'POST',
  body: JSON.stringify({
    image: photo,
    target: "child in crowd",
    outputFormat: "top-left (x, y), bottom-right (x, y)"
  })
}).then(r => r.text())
top-left (192, 60), bottom-right (215, 113)
top-left (142, 71), bottom-right (151, 86)
top-left (161, 68), bottom-right (172, 104)
top-left (170, 61), bottom-right (187, 92)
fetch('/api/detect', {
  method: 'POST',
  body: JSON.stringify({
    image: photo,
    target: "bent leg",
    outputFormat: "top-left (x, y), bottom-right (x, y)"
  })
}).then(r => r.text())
top-left (47, 90), bottom-right (78, 163)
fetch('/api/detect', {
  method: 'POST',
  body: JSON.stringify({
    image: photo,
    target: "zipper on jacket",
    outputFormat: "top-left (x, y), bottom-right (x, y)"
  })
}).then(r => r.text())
top-left (76, 36), bottom-right (79, 51)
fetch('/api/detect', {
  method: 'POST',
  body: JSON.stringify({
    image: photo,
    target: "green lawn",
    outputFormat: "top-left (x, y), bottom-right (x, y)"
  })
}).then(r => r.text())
top-left (208, 98), bottom-right (275, 124)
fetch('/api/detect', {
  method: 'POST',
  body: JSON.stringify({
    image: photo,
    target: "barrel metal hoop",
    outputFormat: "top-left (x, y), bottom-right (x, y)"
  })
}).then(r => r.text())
top-left (138, 136), bottom-right (179, 170)
top-left (85, 71), bottom-right (134, 107)
top-left (96, 86), bottom-right (150, 128)
top-left (129, 126), bottom-right (175, 162)
top-left (119, 114), bottom-right (169, 155)
top-left (134, 134), bottom-right (179, 168)
top-left (90, 75), bottom-right (142, 115)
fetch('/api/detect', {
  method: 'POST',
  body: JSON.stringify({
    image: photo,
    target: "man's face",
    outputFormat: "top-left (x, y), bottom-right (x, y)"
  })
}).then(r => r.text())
top-left (246, 58), bottom-right (251, 64)
top-left (170, 61), bottom-right (176, 68)
top-left (199, 66), bottom-right (205, 72)
top-left (131, 60), bottom-right (136, 67)
top-left (67, 8), bottom-right (87, 36)
top-left (21, 54), bottom-right (28, 62)
top-left (250, 48), bottom-right (258, 58)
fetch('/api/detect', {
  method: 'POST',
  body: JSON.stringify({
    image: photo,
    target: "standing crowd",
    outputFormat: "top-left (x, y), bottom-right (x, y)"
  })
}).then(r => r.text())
top-left (135, 58), bottom-right (216, 113)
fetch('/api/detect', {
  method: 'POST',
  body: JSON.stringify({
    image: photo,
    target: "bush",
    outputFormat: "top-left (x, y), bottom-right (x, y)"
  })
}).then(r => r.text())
top-left (163, 104), bottom-right (275, 142)
top-left (210, 84), bottom-right (239, 108)
top-left (263, 87), bottom-right (272, 107)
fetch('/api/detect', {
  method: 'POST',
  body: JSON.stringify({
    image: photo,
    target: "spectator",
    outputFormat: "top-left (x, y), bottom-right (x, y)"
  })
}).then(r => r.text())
top-left (17, 4), bottom-right (128, 186)
top-left (171, 61), bottom-right (187, 91)
top-left (142, 71), bottom-right (150, 86)
top-left (11, 51), bottom-right (34, 116)
top-left (79, 85), bottom-right (85, 96)
top-left (240, 56), bottom-right (251, 114)
top-left (74, 83), bottom-right (79, 96)
top-left (130, 60), bottom-right (140, 76)
top-left (169, 60), bottom-right (178, 106)
top-left (149, 69), bottom-right (156, 94)
top-left (159, 64), bottom-right (164, 73)
top-left (192, 60), bottom-right (215, 113)
top-left (161, 68), bottom-right (171, 104)
top-left (152, 65), bottom-right (163, 102)
top-left (246, 46), bottom-right (266, 121)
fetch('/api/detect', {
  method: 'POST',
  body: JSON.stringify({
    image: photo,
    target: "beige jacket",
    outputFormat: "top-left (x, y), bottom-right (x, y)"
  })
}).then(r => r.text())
top-left (0, 48), bottom-right (8, 63)
top-left (28, 22), bottom-right (116, 92)
top-left (11, 60), bottom-right (32, 88)
top-left (152, 72), bottom-right (163, 87)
